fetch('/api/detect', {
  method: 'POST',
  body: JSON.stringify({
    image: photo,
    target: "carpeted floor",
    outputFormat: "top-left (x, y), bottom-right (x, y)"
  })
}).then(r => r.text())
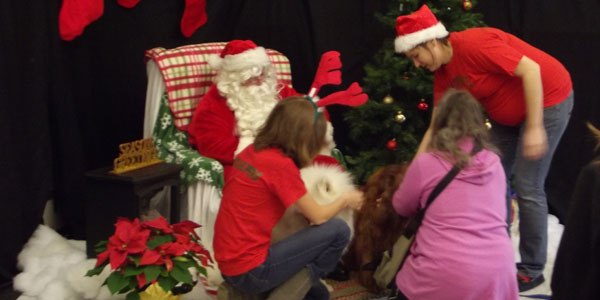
top-left (326, 278), bottom-right (378, 300)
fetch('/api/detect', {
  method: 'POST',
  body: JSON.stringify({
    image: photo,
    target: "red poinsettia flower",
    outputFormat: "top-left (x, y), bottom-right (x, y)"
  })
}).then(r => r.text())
top-left (95, 217), bottom-right (150, 269)
top-left (88, 216), bottom-right (213, 299)
top-left (170, 232), bottom-right (213, 265)
top-left (139, 242), bottom-right (187, 271)
top-left (192, 245), bottom-right (213, 265)
top-left (143, 216), bottom-right (174, 234)
top-left (172, 220), bottom-right (201, 239)
top-left (136, 272), bottom-right (147, 289)
top-left (173, 233), bottom-right (194, 249)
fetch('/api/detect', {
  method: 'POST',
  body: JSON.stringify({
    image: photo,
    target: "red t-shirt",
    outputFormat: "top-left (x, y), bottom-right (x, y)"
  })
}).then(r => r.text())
top-left (434, 27), bottom-right (572, 126)
top-left (213, 145), bottom-right (307, 276)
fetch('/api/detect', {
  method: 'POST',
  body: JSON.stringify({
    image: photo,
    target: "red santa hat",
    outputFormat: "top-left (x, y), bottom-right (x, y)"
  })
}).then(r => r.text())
top-left (394, 5), bottom-right (448, 53)
top-left (208, 40), bottom-right (270, 72)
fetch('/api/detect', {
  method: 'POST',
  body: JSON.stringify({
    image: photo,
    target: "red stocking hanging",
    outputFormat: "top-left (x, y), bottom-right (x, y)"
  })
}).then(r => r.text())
top-left (180, 0), bottom-right (207, 38)
top-left (117, 0), bottom-right (141, 9)
top-left (58, 0), bottom-right (104, 41)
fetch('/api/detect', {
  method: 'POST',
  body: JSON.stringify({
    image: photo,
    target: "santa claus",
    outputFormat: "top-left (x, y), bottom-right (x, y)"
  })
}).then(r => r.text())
top-left (187, 40), bottom-right (300, 178)
top-left (187, 39), bottom-right (362, 177)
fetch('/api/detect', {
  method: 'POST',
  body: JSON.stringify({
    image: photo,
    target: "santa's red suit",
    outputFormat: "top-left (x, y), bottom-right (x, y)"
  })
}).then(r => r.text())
top-left (187, 83), bottom-right (300, 178)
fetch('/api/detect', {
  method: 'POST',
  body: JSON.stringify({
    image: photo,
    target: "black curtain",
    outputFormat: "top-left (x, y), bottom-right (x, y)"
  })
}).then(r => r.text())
top-left (1, 0), bottom-right (54, 285)
top-left (2, 0), bottom-right (599, 286)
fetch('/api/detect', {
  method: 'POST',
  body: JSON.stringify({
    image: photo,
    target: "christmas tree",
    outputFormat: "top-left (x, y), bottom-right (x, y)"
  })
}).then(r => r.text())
top-left (344, 0), bottom-right (486, 183)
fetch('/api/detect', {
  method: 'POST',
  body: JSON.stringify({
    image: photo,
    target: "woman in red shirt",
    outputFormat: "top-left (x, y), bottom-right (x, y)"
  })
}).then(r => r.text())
top-left (213, 96), bottom-right (364, 299)
top-left (393, 5), bottom-right (573, 293)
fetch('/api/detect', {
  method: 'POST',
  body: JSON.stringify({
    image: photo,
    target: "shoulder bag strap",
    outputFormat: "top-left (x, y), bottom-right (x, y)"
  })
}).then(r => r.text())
top-left (408, 145), bottom-right (482, 234)
top-left (423, 164), bottom-right (461, 210)
top-left (403, 164), bottom-right (461, 236)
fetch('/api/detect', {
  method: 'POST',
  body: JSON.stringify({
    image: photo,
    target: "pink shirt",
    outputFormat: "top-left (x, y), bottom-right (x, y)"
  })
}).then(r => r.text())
top-left (392, 142), bottom-right (518, 299)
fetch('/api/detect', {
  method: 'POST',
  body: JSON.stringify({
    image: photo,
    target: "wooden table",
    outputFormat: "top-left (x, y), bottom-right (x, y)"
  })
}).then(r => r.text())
top-left (84, 163), bottom-right (183, 257)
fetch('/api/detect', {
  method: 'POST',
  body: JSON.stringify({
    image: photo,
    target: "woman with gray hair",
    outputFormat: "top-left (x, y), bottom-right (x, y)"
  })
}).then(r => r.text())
top-left (392, 89), bottom-right (518, 300)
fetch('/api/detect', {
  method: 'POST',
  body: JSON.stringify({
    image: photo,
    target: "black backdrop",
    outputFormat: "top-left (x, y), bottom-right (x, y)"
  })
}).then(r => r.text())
top-left (1, 0), bottom-right (599, 285)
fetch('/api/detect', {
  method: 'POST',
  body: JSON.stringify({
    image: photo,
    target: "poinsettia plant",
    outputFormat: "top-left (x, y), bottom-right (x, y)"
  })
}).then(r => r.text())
top-left (85, 216), bottom-right (212, 300)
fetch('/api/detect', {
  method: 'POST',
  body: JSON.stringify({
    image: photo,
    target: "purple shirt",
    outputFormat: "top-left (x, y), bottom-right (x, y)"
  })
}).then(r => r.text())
top-left (392, 142), bottom-right (518, 299)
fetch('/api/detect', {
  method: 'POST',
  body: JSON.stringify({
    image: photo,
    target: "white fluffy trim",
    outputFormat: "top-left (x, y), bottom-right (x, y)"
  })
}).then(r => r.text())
top-left (394, 22), bottom-right (448, 53)
top-left (207, 47), bottom-right (270, 72)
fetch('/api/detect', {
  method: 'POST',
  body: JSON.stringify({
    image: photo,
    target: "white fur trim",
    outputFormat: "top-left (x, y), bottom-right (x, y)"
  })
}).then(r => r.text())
top-left (394, 22), bottom-right (448, 53)
top-left (207, 54), bottom-right (223, 70)
top-left (217, 47), bottom-right (270, 72)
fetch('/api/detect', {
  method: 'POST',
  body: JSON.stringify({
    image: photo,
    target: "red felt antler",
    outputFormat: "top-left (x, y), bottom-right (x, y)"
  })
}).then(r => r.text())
top-left (317, 82), bottom-right (368, 107)
top-left (309, 51), bottom-right (342, 97)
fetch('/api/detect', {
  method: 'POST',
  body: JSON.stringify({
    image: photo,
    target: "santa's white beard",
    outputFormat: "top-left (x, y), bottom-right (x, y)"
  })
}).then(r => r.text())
top-left (220, 77), bottom-right (279, 137)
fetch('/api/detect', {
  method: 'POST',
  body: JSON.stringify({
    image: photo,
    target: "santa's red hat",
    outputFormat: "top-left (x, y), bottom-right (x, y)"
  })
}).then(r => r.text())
top-left (208, 40), bottom-right (270, 72)
top-left (394, 5), bottom-right (448, 53)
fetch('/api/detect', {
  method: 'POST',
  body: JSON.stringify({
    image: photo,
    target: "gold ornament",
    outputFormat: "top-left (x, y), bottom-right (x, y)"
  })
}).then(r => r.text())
top-left (383, 94), bottom-right (394, 104)
top-left (395, 111), bottom-right (406, 123)
top-left (485, 118), bottom-right (492, 130)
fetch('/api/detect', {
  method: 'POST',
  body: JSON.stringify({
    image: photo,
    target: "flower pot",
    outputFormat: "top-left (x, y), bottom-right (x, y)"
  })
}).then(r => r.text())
top-left (139, 283), bottom-right (183, 300)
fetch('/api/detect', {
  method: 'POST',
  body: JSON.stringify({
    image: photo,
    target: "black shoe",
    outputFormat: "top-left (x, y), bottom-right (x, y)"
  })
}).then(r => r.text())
top-left (324, 261), bottom-right (350, 281)
top-left (518, 273), bottom-right (545, 292)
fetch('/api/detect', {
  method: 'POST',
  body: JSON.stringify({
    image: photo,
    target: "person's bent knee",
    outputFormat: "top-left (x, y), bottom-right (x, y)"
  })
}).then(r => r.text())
top-left (325, 217), bottom-right (351, 243)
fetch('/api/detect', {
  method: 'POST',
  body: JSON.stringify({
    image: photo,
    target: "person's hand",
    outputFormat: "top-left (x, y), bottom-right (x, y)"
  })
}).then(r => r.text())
top-left (522, 125), bottom-right (548, 160)
top-left (318, 82), bottom-right (368, 107)
top-left (342, 189), bottom-right (365, 211)
top-left (310, 51), bottom-right (342, 94)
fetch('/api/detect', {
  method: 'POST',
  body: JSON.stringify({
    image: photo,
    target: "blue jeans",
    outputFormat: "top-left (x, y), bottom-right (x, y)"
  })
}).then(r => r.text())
top-left (490, 91), bottom-right (574, 278)
top-left (223, 218), bottom-right (350, 299)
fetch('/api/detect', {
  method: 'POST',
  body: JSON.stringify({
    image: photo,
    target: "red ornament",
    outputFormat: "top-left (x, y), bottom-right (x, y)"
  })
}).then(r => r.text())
top-left (463, 0), bottom-right (473, 11)
top-left (386, 139), bottom-right (397, 150)
top-left (418, 100), bottom-right (429, 111)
